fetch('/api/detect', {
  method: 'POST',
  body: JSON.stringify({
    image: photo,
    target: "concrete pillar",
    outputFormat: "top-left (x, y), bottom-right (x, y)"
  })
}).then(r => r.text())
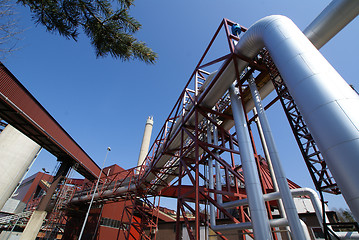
top-left (136, 116), bottom-right (154, 174)
top-left (20, 160), bottom-right (71, 240)
top-left (20, 211), bottom-right (47, 239)
top-left (0, 125), bottom-right (41, 209)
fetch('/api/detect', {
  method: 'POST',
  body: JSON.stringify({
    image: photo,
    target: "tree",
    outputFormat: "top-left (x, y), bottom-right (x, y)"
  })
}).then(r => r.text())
top-left (0, 0), bottom-right (22, 59)
top-left (17, 0), bottom-right (157, 63)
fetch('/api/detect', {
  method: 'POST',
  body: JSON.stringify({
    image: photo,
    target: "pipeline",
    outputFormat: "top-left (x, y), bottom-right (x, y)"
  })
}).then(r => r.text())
top-left (141, 0), bottom-right (359, 190)
top-left (71, 1), bottom-right (359, 230)
top-left (221, 188), bottom-right (326, 229)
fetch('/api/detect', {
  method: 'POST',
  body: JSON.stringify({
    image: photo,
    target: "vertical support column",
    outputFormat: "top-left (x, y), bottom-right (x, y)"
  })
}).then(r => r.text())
top-left (194, 106), bottom-right (200, 239)
top-left (229, 84), bottom-right (272, 240)
top-left (253, 107), bottom-right (291, 239)
top-left (206, 121), bottom-right (216, 227)
top-left (20, 159), bottom-right (71, 240)
top-left (176, 127), bottom-right (185, 240)
top-left (213, 125), bottom-right (223, 206)
top-left (0, 125), bottom-right (41, 209)
top-left (248, 76), bottom-right (306, 240)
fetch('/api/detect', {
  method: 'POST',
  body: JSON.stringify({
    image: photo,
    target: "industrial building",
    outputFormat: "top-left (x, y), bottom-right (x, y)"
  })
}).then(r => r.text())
top-left (1, 0), bottom-right (359, 239)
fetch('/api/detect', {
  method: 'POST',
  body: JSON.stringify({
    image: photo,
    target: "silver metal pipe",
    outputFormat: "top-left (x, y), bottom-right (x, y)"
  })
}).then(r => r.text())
top-left (225, 12), bottom-right (359, 222)
top-left (303, 0), bottom-right (359, 49)
top-left (253, 107), bottom-right (278, 192)
top-left (229, 84), bottom-right (272, 240)
top-left (207, 122), bottom-right (216, 226)
top-left (248, 76), bottom-right (306, 239)
top-left (213, 125), bottom-right (223, 206)
top-left (220, 187), bottom-right (328, 233)
top-left (142, 0), bottom-right (359, 191)
top-left (253, 107), bottom-right (292, 239)
top-left (299, 219), bottom-right (312, 239)
top-left (212, 217), bottom-right (288, 232)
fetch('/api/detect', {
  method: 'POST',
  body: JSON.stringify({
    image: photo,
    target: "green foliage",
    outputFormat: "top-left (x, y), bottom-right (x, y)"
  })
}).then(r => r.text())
top-left (17, 0), bottom-right (157, 63)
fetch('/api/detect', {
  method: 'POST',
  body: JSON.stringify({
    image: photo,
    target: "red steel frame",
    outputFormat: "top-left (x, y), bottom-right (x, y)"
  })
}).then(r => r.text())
top-left (21, 18), bottom-right (341, 239)
top-left (66, 166), bottom-right (161, 240)
top-left (136, 19), bottom-right (284, 239)
top-left (263, 52), bottom-right (340, 195)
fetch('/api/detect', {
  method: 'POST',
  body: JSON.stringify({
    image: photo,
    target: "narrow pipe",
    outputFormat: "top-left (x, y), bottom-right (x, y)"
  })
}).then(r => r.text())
top-left (253, 95), bottom-right (291, 240)
top-left (220, 187), bottom-right (328, 233)
top-left (299, 219), bottom-right (312, 240)
top-left (229, 84), bottom-right (272, 240)
top-left (248, 76), bottom-right (306, 239)
top-left (207, 121), bottom-right (216, 226)
top-left (212, 217), bottom-right (288, 232)
top-left (253, 108), bottom-right (278, 192)
top-left (213, 125), bottom-right (223, 206)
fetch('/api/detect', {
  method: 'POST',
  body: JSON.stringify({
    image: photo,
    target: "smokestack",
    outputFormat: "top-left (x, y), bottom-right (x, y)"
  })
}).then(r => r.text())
top-left (136, 116), bottom-right (154, 174)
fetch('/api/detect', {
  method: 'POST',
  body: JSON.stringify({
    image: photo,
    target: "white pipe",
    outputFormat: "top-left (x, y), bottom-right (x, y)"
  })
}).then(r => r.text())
top-left (303, 0), bottom-right (359, 49)
top-left (234, 14), bottom-right (359, 222)
top-left (336, 232), bottom-right (359, 239)
top-left (253, 107), bottom-right (278, 192)
top-left (142, 0), bottom-right (359, 191)
top-left (221, 187), bottom-right (328, 232)
top-left (229, 84), bottom-right (272, 240)
top-left (248, 76), bottom-right (306, 239)
top-left (207, 122), bottom-right (216, 226)
top-left (299, 219), bottom-right (312, 240)
top-left (253, 107), bottom-right (292, 240)
top-left (213, 125), bottom-right (223, 206)
top-left (212, 217), bottom-right (288, 232)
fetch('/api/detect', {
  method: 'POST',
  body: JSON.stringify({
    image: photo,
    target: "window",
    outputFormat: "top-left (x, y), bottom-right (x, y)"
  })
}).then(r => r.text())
top-left (100, 217), bottom-right (122, 229)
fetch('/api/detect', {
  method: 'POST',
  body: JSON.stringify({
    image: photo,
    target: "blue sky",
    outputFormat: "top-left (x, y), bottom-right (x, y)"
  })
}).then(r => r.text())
top-left (3, 0), bottom-right (358, 210)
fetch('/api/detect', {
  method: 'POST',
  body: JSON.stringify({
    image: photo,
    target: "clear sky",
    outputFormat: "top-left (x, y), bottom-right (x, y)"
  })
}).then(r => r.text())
top-left (3, 0), bottom-right (358, 211)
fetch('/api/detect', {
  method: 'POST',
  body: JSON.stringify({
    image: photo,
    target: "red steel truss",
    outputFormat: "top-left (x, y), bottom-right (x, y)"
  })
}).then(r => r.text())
top-left (20, 18), bottom-right (341, 239)
top-left (263, 51), bottom-right (340, 195)
top-left (66, 166), bottom-right (161, 240)
top-left (135, 19), bottom-right (284, 239)
top-left (135, 18), bottom-right (340, 239)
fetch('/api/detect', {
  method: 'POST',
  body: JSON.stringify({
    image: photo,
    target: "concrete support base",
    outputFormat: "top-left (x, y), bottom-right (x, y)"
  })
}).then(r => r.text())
top-left (20, 210), bottom-right (47, 240)
top-left (0, 125), bottom-right (41, 209)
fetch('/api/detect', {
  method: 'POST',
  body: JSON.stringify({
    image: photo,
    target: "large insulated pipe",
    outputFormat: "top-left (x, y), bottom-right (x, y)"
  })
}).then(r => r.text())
top-left (136, 116), bottom-right (154, 174)
top-left (235, 14), bottom-right (359, 221)
top-left (303, 0), bottom-right (359, 49)
top-left (199, 0), bottom-right (359, 116)
top-left (229, 84), bottom-right (272, 240)
top-left (142, 0), bottom-right (359, 189)
top-left (248, 76), bottom-right (306, 239)
top-left (0, 125), bottom-right (41, 209)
